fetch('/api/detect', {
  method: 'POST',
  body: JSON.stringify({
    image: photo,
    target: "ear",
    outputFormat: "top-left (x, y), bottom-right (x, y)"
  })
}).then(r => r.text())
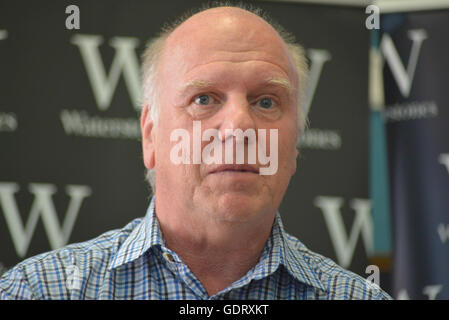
top-left (291, 148), bottom-right (299, 177)
top-left (141, 104), bottom-right (156, 170)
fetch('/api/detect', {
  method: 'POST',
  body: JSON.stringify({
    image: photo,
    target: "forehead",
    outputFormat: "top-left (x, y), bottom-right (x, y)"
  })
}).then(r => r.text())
top-left (159, 9), bottom-right (295, 82)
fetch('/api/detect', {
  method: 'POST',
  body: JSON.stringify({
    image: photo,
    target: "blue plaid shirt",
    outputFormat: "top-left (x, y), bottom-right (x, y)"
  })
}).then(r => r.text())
top-left (0, 197), bottom-right (392, 300)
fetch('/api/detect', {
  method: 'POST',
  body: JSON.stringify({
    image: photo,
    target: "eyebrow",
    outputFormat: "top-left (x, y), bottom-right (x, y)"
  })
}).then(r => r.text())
top-left (264, 77), bottom-right (294, 95)
top-left (183, 79), bottom-right (215, 90)
top-left (183, 77), bottom-right (294, 94)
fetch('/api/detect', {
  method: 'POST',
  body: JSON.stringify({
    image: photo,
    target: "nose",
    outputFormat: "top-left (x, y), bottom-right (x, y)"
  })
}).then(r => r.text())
top-left (218, 94), bottom-right (256, 142)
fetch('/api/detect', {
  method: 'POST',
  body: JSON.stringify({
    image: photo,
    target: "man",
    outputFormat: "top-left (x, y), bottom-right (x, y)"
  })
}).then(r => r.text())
top-left (0, 4), bottom-right (392, 300)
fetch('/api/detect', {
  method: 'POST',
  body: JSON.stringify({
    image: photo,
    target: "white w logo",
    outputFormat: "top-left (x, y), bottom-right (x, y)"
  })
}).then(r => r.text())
top-left (381, 29), bottom-right (428, 98)
top-left (71, 34), bottom-right (142, 111)
top-left (437, 224), bottom-right (449, 244)
top-left (0, 29), bottom-right (7, 41)
top-left (304, 49), bottom-right (331, 115)
top-left (314, 196), bottom-right (373, 268)
top-left (438, 153), bottom-right (449, 175)
top-left (0, 182), bottom-right (92, 258)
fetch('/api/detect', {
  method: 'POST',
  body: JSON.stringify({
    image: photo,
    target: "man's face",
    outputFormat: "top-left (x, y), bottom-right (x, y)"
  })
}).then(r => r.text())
top-left (143, 9), bottom-right (299, 224)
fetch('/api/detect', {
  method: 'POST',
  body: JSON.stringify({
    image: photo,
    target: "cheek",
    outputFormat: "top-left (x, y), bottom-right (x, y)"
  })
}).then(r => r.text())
top-left (153, 125), bottom-right (170, 163)
top-left (154, 125), bottom-right (202, 186)
top-left (278, 130), bottom-right (298, 173)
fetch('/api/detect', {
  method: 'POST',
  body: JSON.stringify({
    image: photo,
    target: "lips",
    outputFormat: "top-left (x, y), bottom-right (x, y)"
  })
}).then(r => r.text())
top-left (208, 164), bottom-right (260, 175)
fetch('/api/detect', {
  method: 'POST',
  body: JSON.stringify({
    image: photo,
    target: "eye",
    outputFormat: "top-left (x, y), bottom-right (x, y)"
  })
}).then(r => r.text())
top-left (194, 94), bottom-right (212, 105)
top-left (257, 97), bottom-right (276, 109)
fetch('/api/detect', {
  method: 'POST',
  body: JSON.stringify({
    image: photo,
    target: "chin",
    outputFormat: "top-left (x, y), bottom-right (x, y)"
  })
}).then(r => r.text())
top-left (213, 192), bottom-right (267, 223)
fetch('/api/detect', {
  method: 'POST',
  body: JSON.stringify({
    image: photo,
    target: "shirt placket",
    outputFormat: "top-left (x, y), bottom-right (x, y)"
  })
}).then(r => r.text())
top-left (160, 247), bottom-right (209, 299)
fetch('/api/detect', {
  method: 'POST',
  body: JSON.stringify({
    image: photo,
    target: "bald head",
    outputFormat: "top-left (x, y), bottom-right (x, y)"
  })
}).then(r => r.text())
top-left (161, 7), bottom-right (298, 91)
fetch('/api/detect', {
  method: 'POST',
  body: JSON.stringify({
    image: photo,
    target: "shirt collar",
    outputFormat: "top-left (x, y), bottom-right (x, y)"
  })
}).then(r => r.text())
top-left (272, 213), bottom-right (326, 292)
top-left (109, 197), bottom-right (163, 270)
top-left (109, 197), bottom-right (326, 292)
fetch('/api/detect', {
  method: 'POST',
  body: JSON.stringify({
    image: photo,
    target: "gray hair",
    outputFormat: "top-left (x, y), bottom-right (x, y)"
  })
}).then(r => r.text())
top-left (141, 2), bottom-right (310, 193)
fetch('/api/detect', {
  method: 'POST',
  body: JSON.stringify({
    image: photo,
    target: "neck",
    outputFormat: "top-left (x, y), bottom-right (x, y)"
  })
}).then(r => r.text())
top-left (155, 196), bottom-right (275, 296)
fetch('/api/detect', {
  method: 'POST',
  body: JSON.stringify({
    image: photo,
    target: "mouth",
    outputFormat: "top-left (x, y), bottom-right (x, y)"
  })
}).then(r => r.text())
top-left (208, 164), bottom-right (260, 175)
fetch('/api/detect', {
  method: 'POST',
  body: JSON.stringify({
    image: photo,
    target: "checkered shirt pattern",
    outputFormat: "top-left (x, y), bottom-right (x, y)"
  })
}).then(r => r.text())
top-left (0, 197), bottom-right (392, 300)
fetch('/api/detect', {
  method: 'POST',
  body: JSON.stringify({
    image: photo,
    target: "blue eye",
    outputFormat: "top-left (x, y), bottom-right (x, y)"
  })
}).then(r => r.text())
top-left (195, 95), bottom-right (211, 105)
top-left (258, 97), bottom-right (274, 109)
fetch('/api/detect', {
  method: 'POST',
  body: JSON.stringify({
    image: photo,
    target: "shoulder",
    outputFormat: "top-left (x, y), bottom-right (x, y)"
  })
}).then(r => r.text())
top-left (283, 233), bottom-right (393, 300)
top-left (0, 218), bottom-right (142, 300)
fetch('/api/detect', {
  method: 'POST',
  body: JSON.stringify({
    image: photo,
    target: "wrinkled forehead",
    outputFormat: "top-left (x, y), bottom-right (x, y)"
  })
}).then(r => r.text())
top-left (159, 8), bottom-right (295, 80)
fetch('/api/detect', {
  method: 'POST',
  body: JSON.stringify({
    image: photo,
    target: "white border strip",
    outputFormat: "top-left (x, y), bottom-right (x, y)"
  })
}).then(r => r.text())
top-left (262, 0), bottom-right (449, 12)
top-left (261, 0), bottom-right (368, 7)
top-left (376, 0), bottom-right (449, 13)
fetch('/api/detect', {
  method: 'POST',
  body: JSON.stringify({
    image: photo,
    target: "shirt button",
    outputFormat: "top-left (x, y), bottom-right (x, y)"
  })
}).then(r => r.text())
top-left (162, 252), bottom-right (175, 263)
